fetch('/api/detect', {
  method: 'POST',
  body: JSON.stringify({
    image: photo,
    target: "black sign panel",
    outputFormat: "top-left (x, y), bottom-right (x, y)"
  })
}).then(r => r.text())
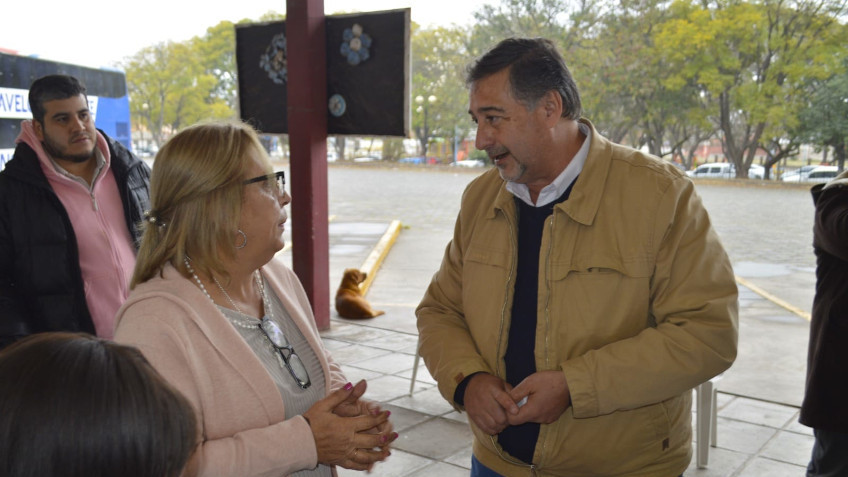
top-left (235, 9), bottom-right (409, 136)
top-left (235, 21), bottom-right (289, 134)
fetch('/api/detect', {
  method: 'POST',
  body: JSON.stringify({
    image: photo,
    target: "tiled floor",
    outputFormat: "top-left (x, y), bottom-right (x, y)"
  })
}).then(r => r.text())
top-left (323, 318), bottom-right (814, 477)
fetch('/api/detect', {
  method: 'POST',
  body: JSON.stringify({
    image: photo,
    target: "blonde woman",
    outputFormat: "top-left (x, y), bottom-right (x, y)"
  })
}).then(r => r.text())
top-left (115, 120), bottom-right (395, 477)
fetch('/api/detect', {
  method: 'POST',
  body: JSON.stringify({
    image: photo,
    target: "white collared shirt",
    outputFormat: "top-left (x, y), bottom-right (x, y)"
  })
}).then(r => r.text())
top-left (507, 121), bottom-right (591, 207)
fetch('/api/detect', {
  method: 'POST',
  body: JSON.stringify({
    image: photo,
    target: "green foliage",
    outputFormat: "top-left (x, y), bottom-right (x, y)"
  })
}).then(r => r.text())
top-left (797, 57), bottom-right (848, 168)
top-left (122, 20), bottom-right (242, 147)
top-left (655, 0), bottom-right (847, 176)
top-left (411, 25), bottom-right (473, 155)
top-left (382, 138), bottom-right (405, 161)
top-left (119, 0), bottom-right (847, 176)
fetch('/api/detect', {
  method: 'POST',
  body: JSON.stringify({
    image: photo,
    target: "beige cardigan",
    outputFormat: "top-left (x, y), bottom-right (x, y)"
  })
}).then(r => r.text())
top-left (115, 261), bottom-right (347, 477)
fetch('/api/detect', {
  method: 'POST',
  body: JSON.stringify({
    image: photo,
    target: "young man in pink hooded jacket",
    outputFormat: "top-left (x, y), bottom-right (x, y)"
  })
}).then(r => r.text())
top-left (0, 75), bottom-right (150, 349)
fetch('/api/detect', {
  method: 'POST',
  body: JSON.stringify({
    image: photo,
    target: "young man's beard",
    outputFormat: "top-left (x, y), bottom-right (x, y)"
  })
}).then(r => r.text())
top-left (41, 136), bottom-right (95, 163)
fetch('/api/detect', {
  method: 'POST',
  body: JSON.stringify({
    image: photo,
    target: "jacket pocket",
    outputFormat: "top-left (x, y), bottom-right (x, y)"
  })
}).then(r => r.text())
top-left (540, 399), bottom-right (677, 475)
top-left (465, 243), bottom-right (510, 270)
top-left (463, 242), bottom-right (511, 362)
top-left (548, 256), bottom-right (653, 355)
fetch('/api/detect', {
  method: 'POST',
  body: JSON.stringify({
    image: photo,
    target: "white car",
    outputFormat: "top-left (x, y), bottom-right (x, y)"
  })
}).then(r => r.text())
top-left (687, 162), bottom-right (764, 179)
top-left (352, 155), bottom-right (380, 163)
top-left (781, 165), bottom-right (838, 183)
top-left (452, 159), bottom-right (486, 168)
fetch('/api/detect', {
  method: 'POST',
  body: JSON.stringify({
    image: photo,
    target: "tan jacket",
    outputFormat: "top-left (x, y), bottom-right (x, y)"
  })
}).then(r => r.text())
top-left (417, 121), bottom-right (738, 476)
top-left (115, 261), bottom-right (346, 477)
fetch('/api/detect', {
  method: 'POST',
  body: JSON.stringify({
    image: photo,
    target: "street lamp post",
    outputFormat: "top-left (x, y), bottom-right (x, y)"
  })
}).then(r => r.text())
top-left (416, 94), bottom-right (436, 160)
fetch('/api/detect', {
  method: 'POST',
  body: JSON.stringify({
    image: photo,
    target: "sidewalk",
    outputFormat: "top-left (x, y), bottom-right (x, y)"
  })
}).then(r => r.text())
top-left (276, 217), bottom-right (814, 477)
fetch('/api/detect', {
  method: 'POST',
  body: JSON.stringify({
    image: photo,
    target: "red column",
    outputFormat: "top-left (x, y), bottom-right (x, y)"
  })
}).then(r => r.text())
top-left (286, 0), bottom-right (330, 329)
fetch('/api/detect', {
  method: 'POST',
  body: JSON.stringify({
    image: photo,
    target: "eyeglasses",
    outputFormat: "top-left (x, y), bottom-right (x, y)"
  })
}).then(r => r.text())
top-left (243, 171), bottom-right (285, 194)
top-left (258, 316), bottom-right (311, 389)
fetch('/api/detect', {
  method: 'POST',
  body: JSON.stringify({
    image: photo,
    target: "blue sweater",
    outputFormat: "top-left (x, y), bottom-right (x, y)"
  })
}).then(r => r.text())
top-left (500, 181), bottom-right (575, 463)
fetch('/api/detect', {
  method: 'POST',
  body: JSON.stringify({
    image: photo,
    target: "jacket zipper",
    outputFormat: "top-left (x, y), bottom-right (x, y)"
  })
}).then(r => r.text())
top-left (543, 213), bottom-right (555, 369)
top-left (497, 206), bottom-right (518, 377)
top-left (532, 213), bottom-right (557, 468)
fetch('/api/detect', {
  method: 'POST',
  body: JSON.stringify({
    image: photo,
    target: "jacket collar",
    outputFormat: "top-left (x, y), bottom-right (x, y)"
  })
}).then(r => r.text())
top-left (554, 119), bottom-right (612, 226)
top-left (4, 127), bottom-right (134, 186)
top-left (488, 119), bottom-right (613, 226)
top-left (15, 120), bottom-right (112, 180)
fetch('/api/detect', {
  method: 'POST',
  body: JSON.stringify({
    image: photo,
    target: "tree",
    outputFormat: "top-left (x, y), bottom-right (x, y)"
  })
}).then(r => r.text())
top-left (470, 0), bottom-right (585, 48)
top-left (797, 56), bottom-right (848, 171)
top-left (656, 0), bottom-right (848, 178)
top-left (579, 0), bottom-right (716, 161)
top-left (123, 39), bottom-right (234, 147)
top-left (194, 20), bottom-right (239, 111)
top-left (382, 138), bottom-right (405, 161)
top-left (411, 25), bottom-right (475, 160)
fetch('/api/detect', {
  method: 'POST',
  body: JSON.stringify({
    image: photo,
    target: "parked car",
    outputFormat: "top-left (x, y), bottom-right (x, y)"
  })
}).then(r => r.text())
top-left (352, 155), bottom-right (381, 163)
top-left (780, 165), bottom-right (818, 181)
top-left (686, 162), bottom-right (764, 179)
top-left (780, 165), bottom-right (838, 183)
top-left (451, 159), bottom-right (486, 168)
top-left (398, 156), bottom-right (429, 164)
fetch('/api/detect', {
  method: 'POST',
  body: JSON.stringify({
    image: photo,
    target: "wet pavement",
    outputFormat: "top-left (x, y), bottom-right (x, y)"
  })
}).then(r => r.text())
top-left (274, 163), bottom-right (818, 477)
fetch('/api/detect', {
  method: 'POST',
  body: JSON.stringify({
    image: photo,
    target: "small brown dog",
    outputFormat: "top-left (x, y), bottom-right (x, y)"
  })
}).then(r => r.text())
top-left (335, 268), bottom-right (385, 319)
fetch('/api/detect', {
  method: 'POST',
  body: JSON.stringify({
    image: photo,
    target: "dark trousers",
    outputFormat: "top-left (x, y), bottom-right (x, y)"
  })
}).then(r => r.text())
top-left (807, 428), bottom-right (848, 477)
top-left (470, 454), bottom-right (684, 476)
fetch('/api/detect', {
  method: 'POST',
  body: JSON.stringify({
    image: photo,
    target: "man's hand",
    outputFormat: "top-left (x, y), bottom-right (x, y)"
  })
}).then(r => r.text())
top-left (463, 373), bottom-right (520, 435)
top-left (507, 370), bottom-right (571, 426)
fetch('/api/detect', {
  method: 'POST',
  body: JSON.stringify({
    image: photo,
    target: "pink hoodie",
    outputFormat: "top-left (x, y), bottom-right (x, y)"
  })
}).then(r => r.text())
top-left (16, 121), bottom-right (136, 339)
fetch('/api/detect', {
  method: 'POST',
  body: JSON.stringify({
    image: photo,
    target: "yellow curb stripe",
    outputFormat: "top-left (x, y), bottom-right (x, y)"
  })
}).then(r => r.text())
top-left (735, 275), bottom-right (811, 321)
top-left (359, 220), bottom-right (402, 296)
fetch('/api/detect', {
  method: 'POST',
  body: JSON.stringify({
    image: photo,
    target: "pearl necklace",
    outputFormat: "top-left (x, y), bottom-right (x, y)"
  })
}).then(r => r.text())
top-left (184, 257), bottom-right (268, 321)
top-left (185, 258), bottom-right (302, 383)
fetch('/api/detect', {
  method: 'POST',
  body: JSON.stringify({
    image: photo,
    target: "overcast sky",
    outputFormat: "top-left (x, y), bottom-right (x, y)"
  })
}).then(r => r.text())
top-left (1, 0), bottom-right (490, 69)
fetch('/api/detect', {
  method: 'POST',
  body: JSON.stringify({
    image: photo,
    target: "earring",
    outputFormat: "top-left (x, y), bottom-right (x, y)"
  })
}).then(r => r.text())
top-left (235, 230), bottom-right (247, 249)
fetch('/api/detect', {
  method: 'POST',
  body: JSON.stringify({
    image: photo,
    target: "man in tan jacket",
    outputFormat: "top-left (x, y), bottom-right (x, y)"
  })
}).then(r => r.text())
top-left (416, 38), bottom-right (738, 476)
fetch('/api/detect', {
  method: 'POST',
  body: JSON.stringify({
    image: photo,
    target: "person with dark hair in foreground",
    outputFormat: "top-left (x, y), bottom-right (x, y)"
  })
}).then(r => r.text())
top-left (0, 332), bottom-right (197, 477)
top-left (416, 37), bottom-right (739, 476)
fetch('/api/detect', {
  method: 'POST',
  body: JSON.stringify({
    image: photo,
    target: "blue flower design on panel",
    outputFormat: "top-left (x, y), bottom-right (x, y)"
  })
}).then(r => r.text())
top-left (260, 33), bottom-right (288, 84)
top-left (340, 24), bottom-right (372, 66)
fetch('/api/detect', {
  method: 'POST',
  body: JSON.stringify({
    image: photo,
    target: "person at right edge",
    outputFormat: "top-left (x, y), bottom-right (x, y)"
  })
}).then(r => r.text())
top-left (416, 37), bottom-right (739, 476)
top-left (801, 168), bottom-right (848, 477)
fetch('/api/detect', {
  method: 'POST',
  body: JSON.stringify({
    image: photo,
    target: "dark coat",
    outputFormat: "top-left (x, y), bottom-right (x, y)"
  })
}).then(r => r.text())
top-left (800, 175), bottom-right (848, 431)
top-left (0, 130), bottom-right (150, 349)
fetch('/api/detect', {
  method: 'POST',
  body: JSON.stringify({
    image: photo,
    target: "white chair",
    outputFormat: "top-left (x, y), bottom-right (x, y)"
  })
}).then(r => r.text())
top-left (409, 336), bottom-right (421, 396)
top-left (695, 374), bottom-right (723, 469)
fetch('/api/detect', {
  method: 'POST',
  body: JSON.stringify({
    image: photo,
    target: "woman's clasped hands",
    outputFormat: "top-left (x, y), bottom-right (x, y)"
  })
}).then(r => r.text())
top-left (303, 380), bottom-right (397, 471)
